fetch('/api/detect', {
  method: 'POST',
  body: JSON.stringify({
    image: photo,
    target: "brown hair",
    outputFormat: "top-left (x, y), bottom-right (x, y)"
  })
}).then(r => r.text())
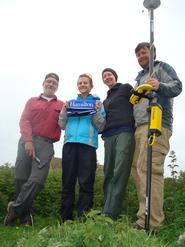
top-left (135, 42), bottom-right (156, 60)
top-left (78, 73), bottom-right (93, 88)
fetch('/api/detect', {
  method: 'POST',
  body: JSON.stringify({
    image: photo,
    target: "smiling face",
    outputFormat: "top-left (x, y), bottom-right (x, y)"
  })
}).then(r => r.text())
top-left (102, 71), bottom-right (117, 89)
top-left (77, 76), bottom-right (92, 98)
top-left (136, 46), bottom-right (150, 69)
top-left (43, 77), bottom-right (59, 97)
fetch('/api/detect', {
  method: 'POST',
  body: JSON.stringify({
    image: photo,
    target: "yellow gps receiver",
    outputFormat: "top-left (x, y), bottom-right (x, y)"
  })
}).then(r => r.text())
top-left (130, 83), bottom-right (163, 145)
top-left (129, 84), bottom-right (153, 105)
top-left (149, 103), bottom-right (162, 136)
top-left (148, 102), bottom-right (162, 145)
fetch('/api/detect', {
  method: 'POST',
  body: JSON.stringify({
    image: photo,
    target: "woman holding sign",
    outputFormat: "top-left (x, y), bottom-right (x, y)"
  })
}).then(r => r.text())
top-left (58, 73), bottom-right (105, 222)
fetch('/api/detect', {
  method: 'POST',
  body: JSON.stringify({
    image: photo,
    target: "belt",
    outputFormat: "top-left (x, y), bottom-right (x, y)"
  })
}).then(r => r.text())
top-left (33, 135), bottom-right (53, 144)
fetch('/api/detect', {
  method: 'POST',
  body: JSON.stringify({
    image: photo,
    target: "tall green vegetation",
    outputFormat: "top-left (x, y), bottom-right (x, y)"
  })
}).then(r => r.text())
top-left (0, 159), bottom-right (185, 246)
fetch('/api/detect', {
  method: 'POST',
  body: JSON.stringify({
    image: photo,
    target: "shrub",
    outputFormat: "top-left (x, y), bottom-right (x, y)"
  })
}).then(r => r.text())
top-left (0, 164), bottom-right (15, 220)
top-left (34, 169), bottom-right (62, 217)
top-left (1, 162), bottom-right (185, 238)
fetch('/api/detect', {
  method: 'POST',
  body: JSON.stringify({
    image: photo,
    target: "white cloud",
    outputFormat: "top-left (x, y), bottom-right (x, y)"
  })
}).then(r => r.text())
top-left (0, 0), bottom-right (185, 176)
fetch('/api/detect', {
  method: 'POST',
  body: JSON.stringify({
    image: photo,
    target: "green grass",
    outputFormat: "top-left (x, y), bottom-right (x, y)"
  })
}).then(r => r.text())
top-left (0, 217), bottom-right (58, 247)
top-left (0, 213), bottom-right (184, 247)
top-left (1, 165), bottom-right (185, 246)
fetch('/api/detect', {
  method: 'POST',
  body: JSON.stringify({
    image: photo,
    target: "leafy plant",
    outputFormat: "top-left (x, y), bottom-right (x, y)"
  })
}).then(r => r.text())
top-left (168, 150), bottom-right (179, 179)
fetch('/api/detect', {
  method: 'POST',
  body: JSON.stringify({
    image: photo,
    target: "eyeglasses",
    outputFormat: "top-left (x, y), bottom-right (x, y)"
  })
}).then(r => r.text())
top-left (45, 79), bottom-right (58, 85)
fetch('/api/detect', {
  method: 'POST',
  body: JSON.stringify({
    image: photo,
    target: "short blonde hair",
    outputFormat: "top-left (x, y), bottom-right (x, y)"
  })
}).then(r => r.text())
top-left (78, 73), bottom-right (93, 88)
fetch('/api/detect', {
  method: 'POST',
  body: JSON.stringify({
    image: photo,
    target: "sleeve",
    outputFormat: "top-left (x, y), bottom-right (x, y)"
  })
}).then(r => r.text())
top-left (126, 84), bottom-right (134, 99)
top-left (92, 102), bottom-right (106, 133)
top-left (121, 83), bottom-right (134, 100)
top-left (157, 63), bottom-right (182, 97)
top-left (19, 99), bottom-right (33, 142)
top-left (58, 107), bottom-right (68, 130)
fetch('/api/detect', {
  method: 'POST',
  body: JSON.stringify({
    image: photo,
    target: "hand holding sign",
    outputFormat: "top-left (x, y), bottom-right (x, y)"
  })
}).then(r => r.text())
top-left (66, 99), bottom-right (97, 116)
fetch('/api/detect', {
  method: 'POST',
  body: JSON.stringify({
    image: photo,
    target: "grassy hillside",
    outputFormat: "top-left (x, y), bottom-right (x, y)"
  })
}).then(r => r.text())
top-left (0, 163), bottom-right (185, 246)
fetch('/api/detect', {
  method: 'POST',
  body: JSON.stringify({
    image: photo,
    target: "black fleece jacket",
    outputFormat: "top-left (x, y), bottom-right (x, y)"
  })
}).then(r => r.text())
top-left (102, 83), bottom-right (135, 134)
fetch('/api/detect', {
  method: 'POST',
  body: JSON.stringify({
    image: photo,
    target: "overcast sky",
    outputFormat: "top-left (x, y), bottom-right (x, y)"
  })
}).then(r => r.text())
top-left (0, 0), bottom-right (184, 177)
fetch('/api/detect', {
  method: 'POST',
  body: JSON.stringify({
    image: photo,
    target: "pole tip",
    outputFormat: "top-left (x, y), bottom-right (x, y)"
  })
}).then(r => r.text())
top-left (143, 0), bottom-right (161, 10)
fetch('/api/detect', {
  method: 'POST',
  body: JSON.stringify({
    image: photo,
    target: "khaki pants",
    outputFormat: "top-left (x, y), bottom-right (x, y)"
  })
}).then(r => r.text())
top-left (132, 124), bottom-right (171, 229)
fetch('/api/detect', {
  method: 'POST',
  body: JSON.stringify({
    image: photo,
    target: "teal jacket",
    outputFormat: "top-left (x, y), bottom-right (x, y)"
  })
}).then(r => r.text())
top-left (58, 94), bottom-right (105, 149)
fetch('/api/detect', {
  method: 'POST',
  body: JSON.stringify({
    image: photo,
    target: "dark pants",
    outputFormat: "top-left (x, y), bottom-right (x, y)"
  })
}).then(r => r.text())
top-left (61, 143), bottom-right (97, 221)
top-left (103, 132), bottom-right (135, 218)
top-left (12, 136), bottom-right (54, 219)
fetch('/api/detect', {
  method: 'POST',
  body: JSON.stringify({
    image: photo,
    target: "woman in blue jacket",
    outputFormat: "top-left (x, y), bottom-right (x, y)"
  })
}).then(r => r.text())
top-left (58, 73), bottom-right (105, 222)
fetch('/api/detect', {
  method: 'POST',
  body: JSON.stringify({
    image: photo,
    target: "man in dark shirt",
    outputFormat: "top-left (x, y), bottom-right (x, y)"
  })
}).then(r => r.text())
top-left (4, 73), bottom-right (63, 226)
